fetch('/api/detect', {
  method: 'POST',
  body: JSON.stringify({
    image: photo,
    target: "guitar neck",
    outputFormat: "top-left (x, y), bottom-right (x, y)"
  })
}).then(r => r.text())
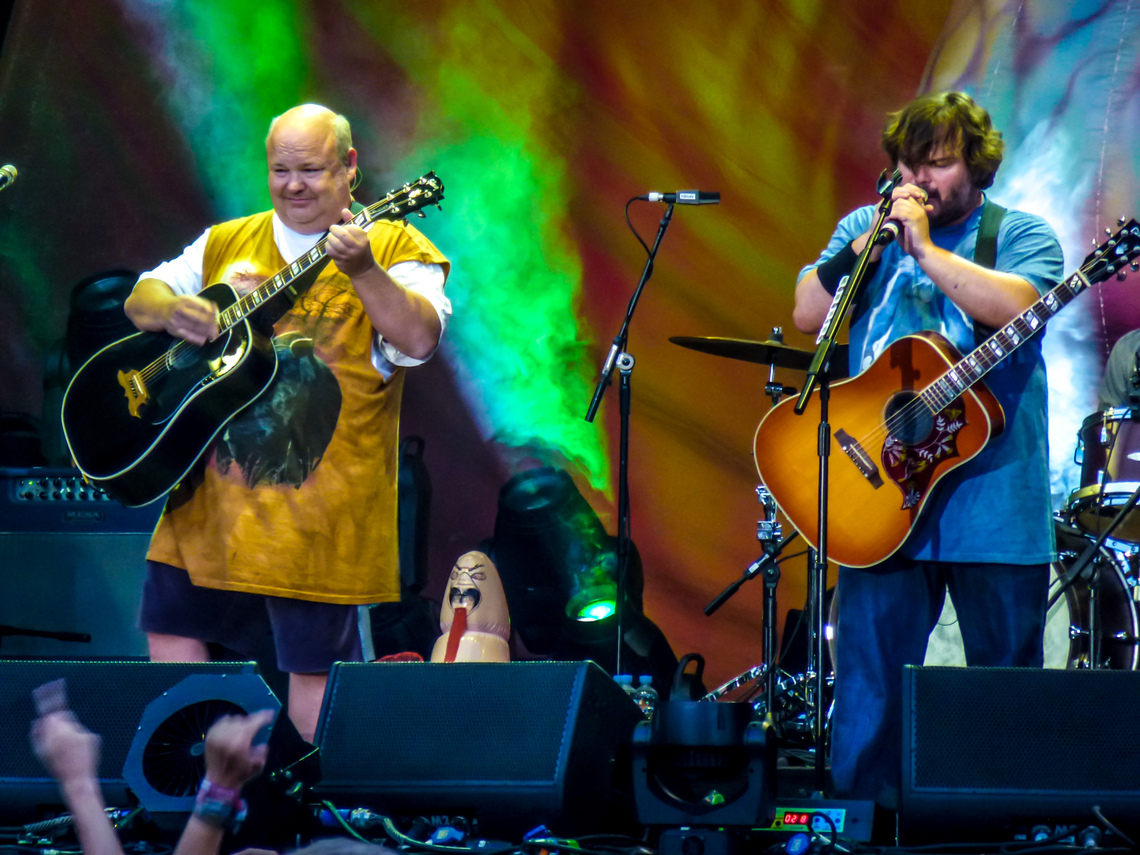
top-left (210, 171), bottom-right (443, 333)
top-left (920, 269), bottom-right (1090, 411)
top-left (215, 212), bottom-right (368, 333)
top-left (920, 218), bottom-right (1140, 410)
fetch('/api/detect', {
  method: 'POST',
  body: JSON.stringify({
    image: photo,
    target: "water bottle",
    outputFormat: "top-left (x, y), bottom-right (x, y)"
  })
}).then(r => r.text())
top-left (631, 674), bottom-right (659, 719)
top-left (614, 674), bottom-right (636, 701)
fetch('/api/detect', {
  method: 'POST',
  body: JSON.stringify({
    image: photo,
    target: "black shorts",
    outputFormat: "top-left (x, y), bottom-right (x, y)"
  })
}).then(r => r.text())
top-left (138, 561), bottom-right (365, 673)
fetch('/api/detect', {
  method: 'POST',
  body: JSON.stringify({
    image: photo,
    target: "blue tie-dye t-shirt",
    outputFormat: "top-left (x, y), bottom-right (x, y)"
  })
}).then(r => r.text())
top-left (799, 200), bottom-right (1063, 563)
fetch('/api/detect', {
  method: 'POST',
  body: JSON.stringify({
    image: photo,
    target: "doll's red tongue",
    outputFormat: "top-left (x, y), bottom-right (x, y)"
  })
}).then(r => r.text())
top-left (444, 607), bottom-right (468, 662)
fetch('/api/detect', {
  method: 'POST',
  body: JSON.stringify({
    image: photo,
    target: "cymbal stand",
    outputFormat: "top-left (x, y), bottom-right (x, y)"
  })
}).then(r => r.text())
top-left (704, 510), bottom-right (800, 724)
top-left (704, 349), bottom-right (798, 717)
top-left (765, 328), bottom-right (799, 405)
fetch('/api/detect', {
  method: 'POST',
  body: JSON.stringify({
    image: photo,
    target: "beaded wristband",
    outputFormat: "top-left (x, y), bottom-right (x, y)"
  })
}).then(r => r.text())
top-left (194, 778), bottom-right (248, 831)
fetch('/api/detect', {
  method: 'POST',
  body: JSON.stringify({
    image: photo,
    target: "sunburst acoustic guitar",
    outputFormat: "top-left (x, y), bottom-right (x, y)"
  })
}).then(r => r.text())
top-left (754, 218), bottom-right (1140, 568)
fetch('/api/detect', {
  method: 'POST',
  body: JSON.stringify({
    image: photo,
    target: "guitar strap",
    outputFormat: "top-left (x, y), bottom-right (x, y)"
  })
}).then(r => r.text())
top-left (974, 198), bottom-right (1006, 270)
top-left (972, 198), bottom-right (1007, 342)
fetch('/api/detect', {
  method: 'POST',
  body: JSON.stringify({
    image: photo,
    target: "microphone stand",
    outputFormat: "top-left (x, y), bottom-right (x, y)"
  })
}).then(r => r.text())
top-left (0, 625), bottom-right (90, 650)
top-left (586, 201), bottom-right (676, 679)
top-left (791, 169), bottom-right (902, 792)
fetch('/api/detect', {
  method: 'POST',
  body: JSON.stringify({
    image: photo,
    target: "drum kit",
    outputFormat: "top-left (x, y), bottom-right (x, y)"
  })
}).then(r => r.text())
top-left (1053, 406), bottom-right (1140, 670)
top-left (674, 331), bottom-right (1140, 748)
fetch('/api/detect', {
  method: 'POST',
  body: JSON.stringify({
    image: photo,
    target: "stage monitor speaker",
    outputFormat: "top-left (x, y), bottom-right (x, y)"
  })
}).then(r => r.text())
top-left (0, 660), bottom-right (261, 821)
top-left (901, 666), bottom-right (1140, 844)
top-left (313, 660), bottom-right (644, 835)
top-left (0, 467), bottom-right (163, 658)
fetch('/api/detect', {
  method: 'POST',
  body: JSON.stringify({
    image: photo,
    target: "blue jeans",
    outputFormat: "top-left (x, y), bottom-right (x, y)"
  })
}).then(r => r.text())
top-left (829, 558), bottom-right (1048, 808)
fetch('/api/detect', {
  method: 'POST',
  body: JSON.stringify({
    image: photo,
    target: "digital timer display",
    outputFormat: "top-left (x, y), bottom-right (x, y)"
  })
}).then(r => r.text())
top-left (781, 812), bottom-right (812, 826)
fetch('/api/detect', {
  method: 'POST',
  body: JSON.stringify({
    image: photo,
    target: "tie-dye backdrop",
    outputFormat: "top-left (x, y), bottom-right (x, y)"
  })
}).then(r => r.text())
top-left (1, 0), bottom-right (1137, 689)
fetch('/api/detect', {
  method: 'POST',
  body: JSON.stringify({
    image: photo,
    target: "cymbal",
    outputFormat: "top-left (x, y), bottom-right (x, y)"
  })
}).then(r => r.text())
top-left (669, 336), bottom-right (849, 377)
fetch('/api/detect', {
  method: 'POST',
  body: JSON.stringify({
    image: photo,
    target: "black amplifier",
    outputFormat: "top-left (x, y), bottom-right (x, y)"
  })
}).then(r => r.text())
top-left (0, 467), bottom-right (163, 657)
top-left (1, 467), bottom-right (163, 534)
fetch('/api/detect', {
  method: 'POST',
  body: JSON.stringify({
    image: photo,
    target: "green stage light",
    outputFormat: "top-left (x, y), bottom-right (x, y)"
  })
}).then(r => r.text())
top-left (572, 594), bottom-right (617, 623)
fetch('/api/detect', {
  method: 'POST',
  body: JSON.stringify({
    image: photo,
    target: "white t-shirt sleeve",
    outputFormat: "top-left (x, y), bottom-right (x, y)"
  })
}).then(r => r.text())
top-left (372, 260), bottom-right (451, 374)
top-left (135, 228), bottom-right (211, 295)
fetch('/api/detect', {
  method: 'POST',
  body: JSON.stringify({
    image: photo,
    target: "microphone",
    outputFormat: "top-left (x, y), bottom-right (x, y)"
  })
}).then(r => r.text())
top-left (875, 187), bottom-right (929, 244)
top-left (875, 221), bottom-right (901, 245)
top-left (0, 164), bottom-right (16, 192)
top-left (641, 190), bottom-right (720, 205)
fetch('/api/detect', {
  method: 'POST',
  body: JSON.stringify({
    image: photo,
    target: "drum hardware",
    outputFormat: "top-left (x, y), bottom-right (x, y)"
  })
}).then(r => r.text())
top-left (704, 485), bottom-right (800, 713)
top-left (1053, 482), bottom-right (1140, 668)
top-left (762, 328), bottom-right (801, 406)
top-left (675, 325), bottom-right (837, 762)
top-left (1051, 519), bottom-right (1140, 670)
top-left (669, 333), bottom-right (850, 378)
top-left (1068, 407), bottom-right (1140, 542)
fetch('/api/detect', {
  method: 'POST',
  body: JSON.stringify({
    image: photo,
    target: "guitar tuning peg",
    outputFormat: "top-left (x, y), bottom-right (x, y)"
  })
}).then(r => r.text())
top-left (416, 211), bottom-right (426, 218)
top-left (1107, 227), bottom-right (1114, 236)
top-left (1120, 216), bottom-right (1128, 225)
top-left (1118, 270), bottom-right (1129, 281)
top-left (1131, 260), bottom-right (1139, 271)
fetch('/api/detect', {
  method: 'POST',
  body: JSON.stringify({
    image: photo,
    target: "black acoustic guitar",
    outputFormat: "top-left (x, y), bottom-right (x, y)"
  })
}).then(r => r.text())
top-left (62, 172), bottom-right (444, 507)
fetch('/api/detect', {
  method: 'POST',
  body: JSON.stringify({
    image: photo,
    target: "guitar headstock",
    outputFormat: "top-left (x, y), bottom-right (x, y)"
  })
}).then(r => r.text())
top-left (360, 171), bottom-right (445, 225)
top-left (1082, 217), bottom-right (1140, 284)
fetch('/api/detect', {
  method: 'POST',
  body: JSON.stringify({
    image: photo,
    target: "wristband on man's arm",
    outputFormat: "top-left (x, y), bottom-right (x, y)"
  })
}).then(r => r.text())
top-left (815, 241), bottom-right (859, 296)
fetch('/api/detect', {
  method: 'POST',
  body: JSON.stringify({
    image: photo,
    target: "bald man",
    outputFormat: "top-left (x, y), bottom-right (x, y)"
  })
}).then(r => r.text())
top-left (124, 105), bottom-right (451, 741)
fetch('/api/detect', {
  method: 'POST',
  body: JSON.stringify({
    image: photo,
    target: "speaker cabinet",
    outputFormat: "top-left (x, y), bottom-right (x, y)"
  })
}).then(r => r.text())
top-left (0, 468), bottom-right (163, 658)
top-left (0, 660), bottom-right (260, 820)
top-left (901, 666), bottom-right (1140, 843)
top-left (314, 660), bottom-right (644, 834)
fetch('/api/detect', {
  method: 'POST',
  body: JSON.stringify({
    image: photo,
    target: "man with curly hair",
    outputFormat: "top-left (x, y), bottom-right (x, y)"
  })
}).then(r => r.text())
top-left (792, 92), bottom-right (1063, 810)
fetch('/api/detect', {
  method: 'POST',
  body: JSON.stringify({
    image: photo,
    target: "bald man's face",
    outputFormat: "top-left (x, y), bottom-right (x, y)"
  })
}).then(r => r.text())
top-left (266, 117), bottom-right (355, 234)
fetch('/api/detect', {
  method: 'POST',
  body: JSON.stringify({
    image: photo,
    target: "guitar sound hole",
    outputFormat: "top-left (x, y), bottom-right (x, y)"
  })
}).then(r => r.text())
top-left (168, 342), bottom-right (204, 370)
top-left (885, 391), bottom-right (933, 445)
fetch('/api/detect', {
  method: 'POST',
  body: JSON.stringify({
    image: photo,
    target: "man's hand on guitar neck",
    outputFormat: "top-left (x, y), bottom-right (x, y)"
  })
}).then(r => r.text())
top-left (125, 277), bottom-right (220, 345)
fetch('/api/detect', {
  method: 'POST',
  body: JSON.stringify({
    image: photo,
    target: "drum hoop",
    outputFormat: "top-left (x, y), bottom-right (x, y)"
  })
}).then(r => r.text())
top-left (1068, 481), bottom-right (1140, 504)
top-left (1083, 407), bottom-right (1140, 427)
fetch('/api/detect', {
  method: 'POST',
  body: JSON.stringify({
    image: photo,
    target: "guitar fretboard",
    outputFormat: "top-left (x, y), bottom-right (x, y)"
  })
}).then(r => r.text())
top-left (919, 220), bottom-right (1140, 414)
top-left (207, 170), bottom-right (442, 335)
top-left (920, 270), bottom-right (1087, 413)
top-left (214, 206), bottom-right (378, 334)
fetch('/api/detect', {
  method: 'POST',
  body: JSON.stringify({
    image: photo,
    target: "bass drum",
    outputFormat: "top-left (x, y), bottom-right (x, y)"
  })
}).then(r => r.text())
top-left (1052, 522), bottom-right (1140, 670)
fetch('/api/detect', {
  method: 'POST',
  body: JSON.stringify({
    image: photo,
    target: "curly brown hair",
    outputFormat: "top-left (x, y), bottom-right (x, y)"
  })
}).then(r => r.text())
top-left (881, 92), bottom-right (1004, 190)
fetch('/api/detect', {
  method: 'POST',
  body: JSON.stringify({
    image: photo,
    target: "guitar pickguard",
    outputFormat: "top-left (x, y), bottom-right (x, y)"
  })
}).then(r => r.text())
top-left (881, 401), bottom-right (966, 509)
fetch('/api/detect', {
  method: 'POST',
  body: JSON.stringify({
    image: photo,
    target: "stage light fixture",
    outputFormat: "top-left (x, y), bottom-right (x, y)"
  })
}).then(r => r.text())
top-left (491, 467), bottom-right (618, 650)
top-left (489, 467), bottom-right (683, 692)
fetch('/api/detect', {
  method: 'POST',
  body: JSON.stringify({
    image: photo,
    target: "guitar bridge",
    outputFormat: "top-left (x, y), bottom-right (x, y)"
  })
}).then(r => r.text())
top-left (117, 369), bottom-right (150, 419)
top-left (835, 428), bottom-right (883, 488)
